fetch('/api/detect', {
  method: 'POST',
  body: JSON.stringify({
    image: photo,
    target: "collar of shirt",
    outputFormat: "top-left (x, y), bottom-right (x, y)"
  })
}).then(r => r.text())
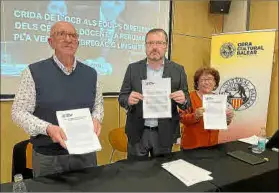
top-left (53, 55), bottom-right (77, 75)
top-left (146, 60), bottom-right (164, 73)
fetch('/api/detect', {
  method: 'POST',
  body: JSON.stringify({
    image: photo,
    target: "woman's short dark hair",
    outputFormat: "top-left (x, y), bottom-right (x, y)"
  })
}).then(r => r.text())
top-left (194, 67), bottom-right (220, 90)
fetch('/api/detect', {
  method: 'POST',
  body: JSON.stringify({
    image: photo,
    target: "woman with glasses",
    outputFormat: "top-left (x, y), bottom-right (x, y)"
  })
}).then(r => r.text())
top-left (179, 67), bottom-right (234, 150)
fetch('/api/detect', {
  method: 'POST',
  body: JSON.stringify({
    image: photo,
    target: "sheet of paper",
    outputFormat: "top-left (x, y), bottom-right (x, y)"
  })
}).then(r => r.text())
top-left (142, 78), bottom-right (171, 118)
top-left (238, 135), bottom-right (269, 145)
top-left (162, 159), bottom-right (213, 187)
top-left (238, 135), bottom-right (258, 145)
top-left (162, 159), bottom-right (212, 176)
top-left (203, 94), bottom-right (227, 130)
top-left (56, 108), bottom-right (102, 154)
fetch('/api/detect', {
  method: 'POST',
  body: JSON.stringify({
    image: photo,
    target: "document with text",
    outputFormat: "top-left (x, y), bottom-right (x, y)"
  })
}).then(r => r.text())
top-left (162, 159), bottom-right (213, 186)
top-left (203, 94), bottom-right (227, 130)
top-left (56, 108), bottom-right (102, 154)
top-left (142, 78), bottom-right (171, 118)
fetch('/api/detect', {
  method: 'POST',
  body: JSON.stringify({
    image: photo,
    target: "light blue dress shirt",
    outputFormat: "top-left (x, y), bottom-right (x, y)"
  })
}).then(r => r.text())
top-left (144, 63), bottom-right (164, 127)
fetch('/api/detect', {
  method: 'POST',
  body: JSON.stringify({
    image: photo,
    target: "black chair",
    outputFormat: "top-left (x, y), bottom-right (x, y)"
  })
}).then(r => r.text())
top-left (12, 139), bottom-right (33, 181)
top-left (266, 129), bottom-right (279, 149)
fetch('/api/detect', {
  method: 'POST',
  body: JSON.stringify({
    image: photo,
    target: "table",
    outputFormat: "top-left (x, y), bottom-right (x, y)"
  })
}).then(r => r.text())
top-left (171, 141), bottom-right (279, 191)
top-left (1, 141), bottom-right (278, 192)
top-left (1, 159), bottom-right (217, 192)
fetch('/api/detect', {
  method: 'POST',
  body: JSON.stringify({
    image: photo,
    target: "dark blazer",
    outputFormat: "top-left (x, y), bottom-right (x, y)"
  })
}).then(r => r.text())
top-left (118, 58), bottom-right (191, 148)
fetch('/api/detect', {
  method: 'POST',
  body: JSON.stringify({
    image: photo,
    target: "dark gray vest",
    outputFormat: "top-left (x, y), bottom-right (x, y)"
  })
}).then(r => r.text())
top-left (29, 57), bottom-right (97, 155)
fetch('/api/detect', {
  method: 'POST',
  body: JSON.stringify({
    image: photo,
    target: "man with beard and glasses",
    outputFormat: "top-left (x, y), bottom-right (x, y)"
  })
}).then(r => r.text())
top-left (118, 28), bottom-right (191, 160)
top-left (11, 21), bottom-right (104, 177)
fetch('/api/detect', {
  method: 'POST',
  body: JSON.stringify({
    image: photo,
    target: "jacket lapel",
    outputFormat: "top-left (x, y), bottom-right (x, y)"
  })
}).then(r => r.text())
top-left (139, 59), bottom-right (147, 93)
top-left (139, 59), bottom-right (147, 80)
top-left (162, 58), bottom-right (171, 78)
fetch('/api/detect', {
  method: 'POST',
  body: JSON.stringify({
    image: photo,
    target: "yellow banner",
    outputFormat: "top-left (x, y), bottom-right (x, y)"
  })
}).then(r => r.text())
top-left (210, 30), bottom-right (276, 143)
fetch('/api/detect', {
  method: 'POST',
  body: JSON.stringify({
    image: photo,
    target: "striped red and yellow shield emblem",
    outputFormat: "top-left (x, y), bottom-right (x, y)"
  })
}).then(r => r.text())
top-left (231, 98), bottom-right (243, 110)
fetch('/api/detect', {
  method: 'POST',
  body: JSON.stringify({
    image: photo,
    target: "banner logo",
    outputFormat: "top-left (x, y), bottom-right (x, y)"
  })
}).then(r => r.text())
top-left (237, 42), bottom-right (264, 56)
top-left (220, 42), bottom-right (235, 58)
top-left (219, 77), bottom-right (257, 111)
top-left (220, 42), bottom-right (265, 59)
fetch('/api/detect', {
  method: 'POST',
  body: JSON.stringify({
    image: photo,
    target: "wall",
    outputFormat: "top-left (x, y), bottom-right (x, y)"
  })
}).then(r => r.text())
top-left (223, 0), bottom-right (248, 32)
top-left (249, 0), bottom-right (278, 136)
top-left (1, 101), bottom-right (29, 183)
top-left (171, 0), bottom-right (223, 90)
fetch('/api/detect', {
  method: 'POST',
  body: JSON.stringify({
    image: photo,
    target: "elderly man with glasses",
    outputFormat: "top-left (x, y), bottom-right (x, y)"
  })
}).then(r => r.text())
top-left (11, 21), bottom-right (104, 177)
top-left (118, 28), bottom-right (191, 160)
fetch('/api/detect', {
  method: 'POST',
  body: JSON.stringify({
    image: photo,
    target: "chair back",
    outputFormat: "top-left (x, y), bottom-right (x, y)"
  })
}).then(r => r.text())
top-left (12, 139), bottom-right (33, 181)
top-left (26, 142), bottom-right (33, 169)
top-left (108, 127), bottom-right (128, 152)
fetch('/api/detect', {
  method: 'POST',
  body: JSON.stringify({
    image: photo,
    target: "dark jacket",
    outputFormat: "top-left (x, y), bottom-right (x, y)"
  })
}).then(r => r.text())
top-left (118, 58), bottom-right (191, 148)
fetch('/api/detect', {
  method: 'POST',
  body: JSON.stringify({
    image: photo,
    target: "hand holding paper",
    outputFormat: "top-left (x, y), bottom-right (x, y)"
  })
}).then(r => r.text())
top-left (226, 108), bottom-right (234, 124)
top-left (46, 124), bottom-right (67, 149)
top-left (56, 108), bottom-right (102, 154)
top-left (170, 90), bottom-right (186, 104)
top-left (128, 91), bottom-right (144, 105)
top-left (194, 107), bottom-right (205, 120)
top-left (142, 78), bottom-right (171, 118)
top-left (203, 94), bottom-right (227, 130)
top-left (93, 118), bottom-right (101, 136)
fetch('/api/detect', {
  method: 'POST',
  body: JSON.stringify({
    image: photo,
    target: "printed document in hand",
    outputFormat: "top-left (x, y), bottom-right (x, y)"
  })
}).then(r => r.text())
top-left (142, 78), bottom-right (171, 118)
top-left (56, 108), bottom-right (102, 154)
top-left (162, 159), bottom-right (213, 186)
top-left (203, 94), bottom-right (227, 130)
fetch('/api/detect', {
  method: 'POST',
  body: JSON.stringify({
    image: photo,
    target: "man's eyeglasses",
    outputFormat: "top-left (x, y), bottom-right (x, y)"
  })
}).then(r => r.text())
top-left (52, 31), bottom-right (79, 40)
top-left (145, 41), bottom-right (167, 47)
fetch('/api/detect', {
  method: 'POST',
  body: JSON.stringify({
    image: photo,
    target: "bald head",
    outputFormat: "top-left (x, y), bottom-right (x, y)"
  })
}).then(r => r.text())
top-left (48, 21), bottom-right (79, 59)
top-left (50, 21), bottom-right (77, 36)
